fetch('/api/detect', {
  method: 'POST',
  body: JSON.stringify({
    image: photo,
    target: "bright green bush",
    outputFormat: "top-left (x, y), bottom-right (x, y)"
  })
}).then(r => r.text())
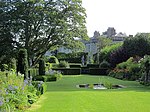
top-left (33, 70), bottom-right (62, 81)
top-left (109, 57), bottom-right (141, 80)
top-left (0, 71), bottom-right (42, 111)
top-left (1, 64), bottom-right (8, 71)
top-left (99, 43), bottom-right (123, 62)
top-left (28, 68), bottom-right (38, 77)
top-left (51, 63), bottom-right (59, 68)
top-left (45, 62), bottom-right (52, 71)
top-left (59, 61), bottom-right (69, 68)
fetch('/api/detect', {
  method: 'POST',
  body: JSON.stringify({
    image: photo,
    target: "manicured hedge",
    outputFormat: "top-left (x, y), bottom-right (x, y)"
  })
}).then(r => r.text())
top-left (70, 64), bottom-right (81, 68)
top-left (87, 64), bottom-right (99, 68)
top-left (81, 67), bottom-right (89, 74)
top-left (33, 75), bottom-right (57, 82)
top-left (89, 68), bottom-right (108, 75)
top-left (52, 68), bottom-right (81, 75)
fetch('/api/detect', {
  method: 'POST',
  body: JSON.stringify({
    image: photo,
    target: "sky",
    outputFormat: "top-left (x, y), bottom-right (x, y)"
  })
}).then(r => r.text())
top-left (82, 0), bottom-right (150, 37)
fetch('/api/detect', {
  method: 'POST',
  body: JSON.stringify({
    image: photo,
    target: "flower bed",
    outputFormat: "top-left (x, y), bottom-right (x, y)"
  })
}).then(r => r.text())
top-left (0, 71), bottom-right (46, 112)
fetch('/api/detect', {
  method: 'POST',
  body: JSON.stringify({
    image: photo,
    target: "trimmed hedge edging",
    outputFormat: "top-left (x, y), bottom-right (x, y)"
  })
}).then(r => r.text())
top-left (33, 75), bottom-right (57, 82)
top-left (52, 68), bottom-right (81, 75)
top-left (87, 64), bottom-right (99, 68)
top-left (89, 68), bottom-right (108, 75)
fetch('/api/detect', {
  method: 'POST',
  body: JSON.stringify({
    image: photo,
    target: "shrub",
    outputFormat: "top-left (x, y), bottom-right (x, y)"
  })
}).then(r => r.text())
top-left (87, 64), bottom-right (99, 68)
top-left (99, 60), bottom-right (110, 68)
top-left (48, 56), bottom-right (59, 64)
top-left (51, 63), bottom-right (59, 68)
top-left (46, 69), bottom-right (62, 80)
top-left (33, 75), bottom-right (47, 82)
top-left (59, 61), bottom-right (69, 68)
top-left (0, 72), bottom-right (42, 111)
top-left (139, 55), bottom-right (150, 84)
top-left (39, 58), bottom-right (45, 75)
top-left (70, 64), bottom-right (81, 68)
top-left (45, 62), bottom-right (52, 71)
top-left (1, 64), bottom-right (8, 71)
top-left (58, 52), bottom-right (88, 63)
top-left (99, 43), bottom-right (123, 62)
top-left (32, 81), bottom-right (47, 95)
top-left (8, 58), bottom-right (16, 71)
top-left (17, 49), bottom-right (29, 79)
top-left (34, 70), bottom-right (62, 81)
top-left (109, 57), bottom-right (141, 80)
top-left (52, 68), bottom-right (81, 75)
top-left (123, 34), bottom-right (150, 57)
top-left (89, 68), bottom-right (108, 75)
top-left (109, 47), bottom-right (129, 67)
top-left (28, 68), bottom-right (38, 77)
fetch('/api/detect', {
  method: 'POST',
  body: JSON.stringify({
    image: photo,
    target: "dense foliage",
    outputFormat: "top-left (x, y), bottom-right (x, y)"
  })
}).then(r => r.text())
top-left (57, 52), bottom-right (88, 63)
top-left (0, 72), bottom-right (46, 111)
top-left (0, 0), bottom-right (88, 66)
top-left (99, 43), bottom-right (122, 63)
top-left (59, 61), bottom-right (69, 68)
top-left (123, 34), bottom-right (150, 57)
top-left (48, 56), bottom-right (59, 64)
top-left (109, 47), bottom-right (129, 67)
top-left (39, 58), bottom-right (45, 75)
top-left (139, 55), bottom-right (150, 84)
top-left (109, 57), bottom-right (141, 80)
top-left (17, 49), bottom-right (29, 79)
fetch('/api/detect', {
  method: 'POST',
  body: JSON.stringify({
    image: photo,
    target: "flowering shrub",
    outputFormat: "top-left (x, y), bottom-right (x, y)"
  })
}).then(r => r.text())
top-left (109, 57), bottom-right (141, 80)
top-left (139, 55), bottom-right (150, 84)
top-left (0, 71), bottom-right (46, 111)
top-left (45, 69), bottom-right (62, 80)
top-left (32, 81), bottom-right (47, 96)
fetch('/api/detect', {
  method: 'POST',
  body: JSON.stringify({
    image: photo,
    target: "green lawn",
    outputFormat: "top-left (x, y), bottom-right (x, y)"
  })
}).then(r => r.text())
top-left (26, 75), bottom-right (150, 112)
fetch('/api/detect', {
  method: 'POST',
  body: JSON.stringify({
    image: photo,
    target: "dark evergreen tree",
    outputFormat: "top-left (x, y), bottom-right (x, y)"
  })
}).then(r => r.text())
top-left (17, 49), bottom-right (28, 79)
top-left (39, 58), bottom-right (45, 75)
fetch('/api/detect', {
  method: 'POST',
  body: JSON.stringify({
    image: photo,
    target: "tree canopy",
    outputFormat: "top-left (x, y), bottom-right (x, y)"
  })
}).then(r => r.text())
top-left (0, 0), bottom-right (88, 65)
top-left (123, 33), bottom-right (150, 57)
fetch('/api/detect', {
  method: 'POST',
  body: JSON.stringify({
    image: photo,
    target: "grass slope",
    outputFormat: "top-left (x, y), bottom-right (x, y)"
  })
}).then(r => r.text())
top-left (26, 75), bottom-right (150, 112)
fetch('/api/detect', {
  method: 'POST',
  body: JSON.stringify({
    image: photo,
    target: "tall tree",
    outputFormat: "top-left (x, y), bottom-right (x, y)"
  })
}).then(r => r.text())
top-left (0, 0), bottom-right (88, 66)
top-left (123, 33), bottom-right (150, 57)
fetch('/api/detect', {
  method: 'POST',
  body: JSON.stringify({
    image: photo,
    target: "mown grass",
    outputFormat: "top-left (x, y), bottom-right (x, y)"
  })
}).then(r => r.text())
top-left (26, 75), bottom-right (150, 112)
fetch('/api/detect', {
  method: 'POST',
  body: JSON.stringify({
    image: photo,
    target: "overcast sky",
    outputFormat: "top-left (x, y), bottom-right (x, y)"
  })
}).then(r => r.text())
top-left (82, 0), bottom-right (150, 37)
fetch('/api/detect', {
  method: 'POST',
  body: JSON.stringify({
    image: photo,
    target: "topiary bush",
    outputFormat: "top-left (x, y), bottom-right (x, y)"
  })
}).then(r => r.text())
top-left (39, 58), bottom-right (45, 75)
top-left (48, 56), bottom-right (59, 64)
top-left (99, 60), bottom-right (111, 68)
top-left (17, 49), bottom-right (29, 79)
